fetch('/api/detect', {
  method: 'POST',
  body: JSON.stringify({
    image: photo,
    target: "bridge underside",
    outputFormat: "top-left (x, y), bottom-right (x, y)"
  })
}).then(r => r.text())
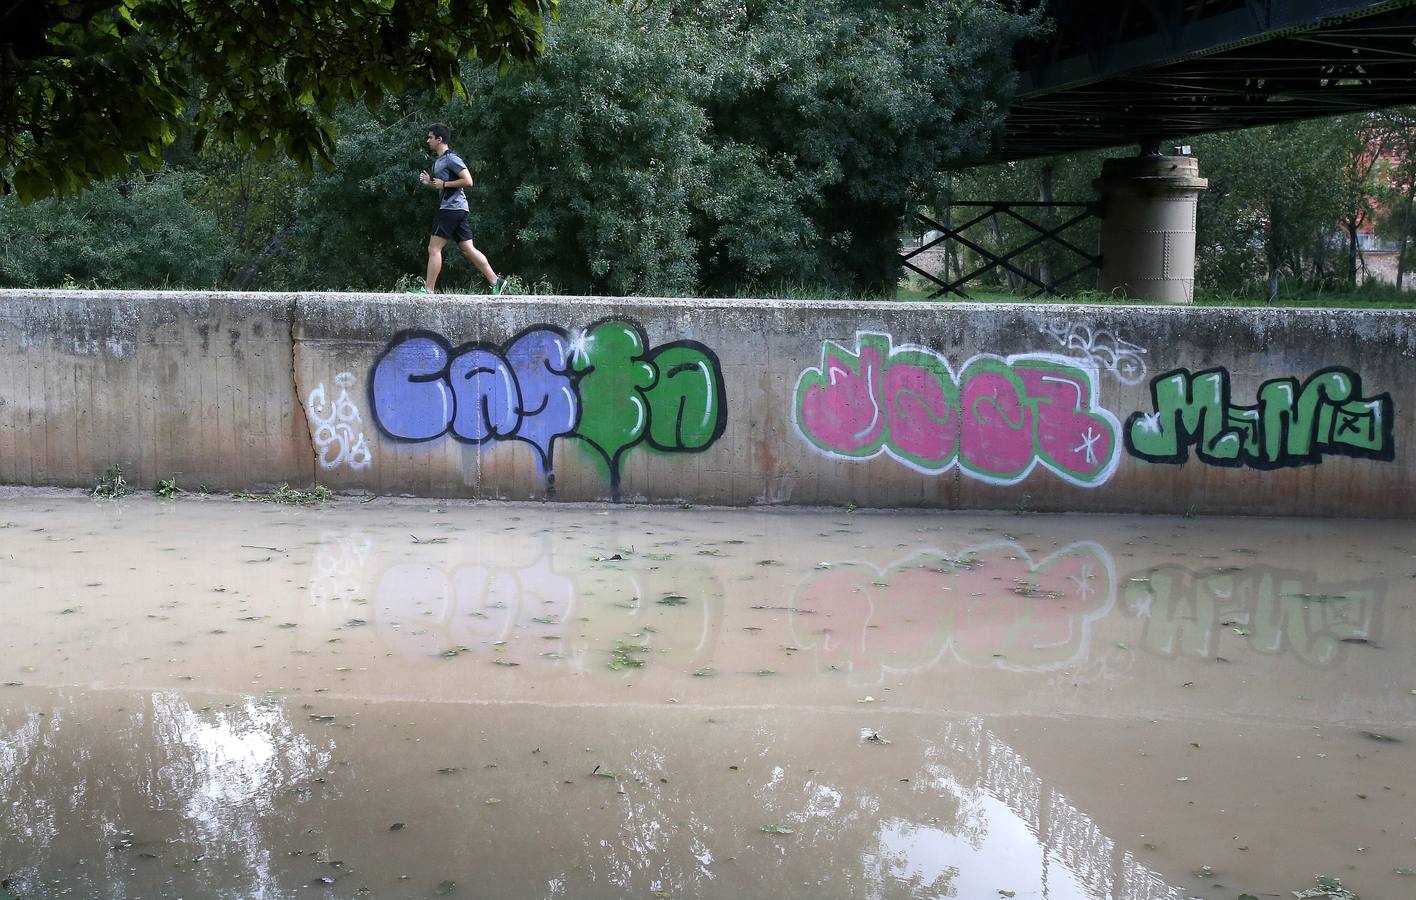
top-left (995, 0), bottom-right (1416, 161)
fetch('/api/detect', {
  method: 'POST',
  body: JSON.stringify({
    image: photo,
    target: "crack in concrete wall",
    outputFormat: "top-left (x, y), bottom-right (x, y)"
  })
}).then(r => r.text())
top-left (286, 298), bottom-right (320, 486)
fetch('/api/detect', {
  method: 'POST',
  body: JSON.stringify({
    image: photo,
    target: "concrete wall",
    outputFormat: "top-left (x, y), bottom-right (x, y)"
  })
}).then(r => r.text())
top-left (2, 290), bottom-right (1412, 516)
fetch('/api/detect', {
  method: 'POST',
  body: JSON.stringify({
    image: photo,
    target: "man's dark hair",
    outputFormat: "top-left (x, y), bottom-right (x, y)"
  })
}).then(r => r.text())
top-left (427, 122), bottom-right (452, 144)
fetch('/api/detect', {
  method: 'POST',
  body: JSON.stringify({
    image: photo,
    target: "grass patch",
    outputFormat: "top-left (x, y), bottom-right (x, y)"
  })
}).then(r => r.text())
top-left (233, 484), bottom-right (334, 505)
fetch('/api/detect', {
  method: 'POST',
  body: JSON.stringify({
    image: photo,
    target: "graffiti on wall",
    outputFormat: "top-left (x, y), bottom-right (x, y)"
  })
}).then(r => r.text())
top-left (369, 320), bottom-right (726, 493)
top-left (1124, 565), bottom-right (1383, 668)
top-left (307, 372), bottom-right (373, 470)
top-left (1038, 318), bottom-right (1149, 385)
top-left (793, 332), bottom-right (1121, 486)
top-left (1125, 367), bottom-right (1394, 468)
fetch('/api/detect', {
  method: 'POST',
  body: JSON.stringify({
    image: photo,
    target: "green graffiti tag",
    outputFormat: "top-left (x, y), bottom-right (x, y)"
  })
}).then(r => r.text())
top-left (1125, 367), bottom-right (1394, 468)
top-left (570, 320), bottom-right (727, 495)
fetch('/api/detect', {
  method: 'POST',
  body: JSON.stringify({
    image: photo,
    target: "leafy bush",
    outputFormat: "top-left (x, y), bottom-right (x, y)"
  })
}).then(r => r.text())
top-left (0, 172), bottom-right (234, 288)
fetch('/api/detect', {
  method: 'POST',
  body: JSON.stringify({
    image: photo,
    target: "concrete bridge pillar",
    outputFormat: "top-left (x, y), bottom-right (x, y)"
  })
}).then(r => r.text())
top-left (1093, 154), bottom-right (1208, 304)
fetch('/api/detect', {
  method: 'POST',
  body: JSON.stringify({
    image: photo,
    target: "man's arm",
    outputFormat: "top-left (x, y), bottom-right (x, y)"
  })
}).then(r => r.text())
top-left (418, 168), bottom-right (474, 190)
top-left (442, 168), bottom-right (474, 189)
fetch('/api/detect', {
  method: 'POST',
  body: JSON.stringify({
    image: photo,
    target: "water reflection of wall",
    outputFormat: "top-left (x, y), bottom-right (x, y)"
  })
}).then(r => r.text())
top-left (1124, 565), bottom-right (1384, 667)
top-left (307, 529), bottom-right (726, 672)
top-left (790, 541), bottom-right (1117, 684)
top-left (0, 691), bottom-right (1182, 900)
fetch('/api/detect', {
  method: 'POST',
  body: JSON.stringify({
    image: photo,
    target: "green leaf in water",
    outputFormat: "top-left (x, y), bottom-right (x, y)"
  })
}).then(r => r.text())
top-left (1360, 730), bottom-right (1400, 743)
top-left (759, 824), bottom-right (793, 835)
top-left (435, 880), bottom-right (457, 895)
top-left (656, 595), bottom-right (688, 606)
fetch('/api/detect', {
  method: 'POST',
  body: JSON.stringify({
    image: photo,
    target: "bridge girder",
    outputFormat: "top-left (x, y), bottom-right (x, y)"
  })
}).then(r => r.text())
top-left (989, 0), bottom-right (1416, 162)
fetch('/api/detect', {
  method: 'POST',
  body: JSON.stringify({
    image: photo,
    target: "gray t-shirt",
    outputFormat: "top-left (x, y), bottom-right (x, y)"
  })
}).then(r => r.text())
top-left (432, 150), bottom-right (470, 212)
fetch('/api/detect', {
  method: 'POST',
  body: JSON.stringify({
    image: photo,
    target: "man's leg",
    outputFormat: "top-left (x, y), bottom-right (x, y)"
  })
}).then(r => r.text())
top-left (425, 235), bottom-right (449, 292)
top-left (456, 239), bottom-right (499, 284)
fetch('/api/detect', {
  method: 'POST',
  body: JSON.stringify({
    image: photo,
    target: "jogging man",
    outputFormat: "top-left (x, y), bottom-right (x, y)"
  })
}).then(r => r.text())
top-left (417, 123), bottom-right (508, 295)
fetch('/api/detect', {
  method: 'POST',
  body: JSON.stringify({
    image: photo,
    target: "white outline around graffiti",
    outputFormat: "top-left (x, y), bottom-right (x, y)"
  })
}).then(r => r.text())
top-left (308, 372), bottom-right (373, 471)
top-left (791, 332), bottom-right (1123, 488)
top-left (1040, 319), bottom-right (1149, 385)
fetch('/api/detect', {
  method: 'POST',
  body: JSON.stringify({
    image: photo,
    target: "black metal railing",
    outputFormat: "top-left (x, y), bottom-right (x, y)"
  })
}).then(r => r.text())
top-left (901, 201), bottom-right (1103, 299)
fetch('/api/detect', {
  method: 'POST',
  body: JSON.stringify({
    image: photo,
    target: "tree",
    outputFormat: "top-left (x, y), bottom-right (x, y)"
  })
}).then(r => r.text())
top-left (0, 172), bottom-right (234, 288)
top-left (1189, 119), bottom-right (1348, 298)
top-left (450, 0), bottom-right (1038, 296)
top-left (0, 0), bottom-right (556, 202)
top-left (1371, 108), bottom-right (1416, 290)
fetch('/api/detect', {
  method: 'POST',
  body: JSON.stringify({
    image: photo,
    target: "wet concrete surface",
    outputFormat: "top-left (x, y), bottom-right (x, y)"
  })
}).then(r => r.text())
top-left (0, 492), bottom-right (1413, 898)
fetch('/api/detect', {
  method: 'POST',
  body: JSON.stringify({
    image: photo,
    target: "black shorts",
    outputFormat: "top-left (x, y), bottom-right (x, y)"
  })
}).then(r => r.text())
top-left (431, 209), bottom-right (474, 243)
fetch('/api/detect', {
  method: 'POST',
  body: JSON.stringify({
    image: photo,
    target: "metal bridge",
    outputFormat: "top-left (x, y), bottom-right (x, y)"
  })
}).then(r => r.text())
top-left (996, 0), bottom-right (1416, 161)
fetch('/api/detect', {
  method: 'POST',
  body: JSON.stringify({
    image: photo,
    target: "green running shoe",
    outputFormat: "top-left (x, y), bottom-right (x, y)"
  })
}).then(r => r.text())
top-left (492, 276), bottom-right (508, 296)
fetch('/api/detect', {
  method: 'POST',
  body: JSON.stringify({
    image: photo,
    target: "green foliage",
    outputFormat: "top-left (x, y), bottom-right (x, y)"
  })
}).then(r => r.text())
top-left (155, 477), bottom-right (183, 499)
top-left (0, 172), bottom-right (233, 289)
top-left (93, 465), bottom-right (130, 499)
top-left (1189, 117), bottom-right (1351, 296)
top-left (2, 0), bottom-right (1038, 296)
top-left (454, 0), bottom-right (1038, 295)
top-left (275, 100), bottom-right (431, 290)
top-left (1, 0), bottom-right (558, 203)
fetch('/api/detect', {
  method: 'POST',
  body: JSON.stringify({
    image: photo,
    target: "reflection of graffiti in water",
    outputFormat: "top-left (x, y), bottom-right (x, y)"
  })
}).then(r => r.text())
top-left (307, 531), bottom-right (724, 672)
top-left (1125, 566), bottom-right (1384, 668)
top-left (790, 541), bottom-right (1116, 684)
top-left (308, 530), bottom-right (374, 609)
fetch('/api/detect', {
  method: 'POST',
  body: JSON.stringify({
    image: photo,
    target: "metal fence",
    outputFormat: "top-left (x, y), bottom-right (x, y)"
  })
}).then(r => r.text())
top-left (901, 201), bottom-right (1103, 299)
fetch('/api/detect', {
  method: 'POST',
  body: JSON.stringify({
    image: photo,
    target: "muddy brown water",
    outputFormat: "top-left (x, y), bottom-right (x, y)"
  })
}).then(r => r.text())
top-left (0, 492), bottom-right (1413, 899)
